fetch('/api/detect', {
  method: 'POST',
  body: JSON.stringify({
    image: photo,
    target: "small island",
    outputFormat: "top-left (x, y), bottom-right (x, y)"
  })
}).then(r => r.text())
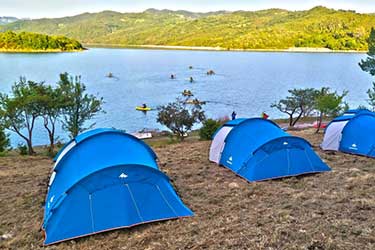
top-left (0, 31), bottom-right (84, 52)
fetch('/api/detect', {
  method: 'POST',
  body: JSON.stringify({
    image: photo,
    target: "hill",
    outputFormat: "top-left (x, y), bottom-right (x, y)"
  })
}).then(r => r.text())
top-left (2, 6), bottom-right (375, 51)
top-left (0, 129), bottom-right (374, 249)
top-left (0, 16), bottom-right (19, 25)
top-left (0, 31), bottom-right (84, 52)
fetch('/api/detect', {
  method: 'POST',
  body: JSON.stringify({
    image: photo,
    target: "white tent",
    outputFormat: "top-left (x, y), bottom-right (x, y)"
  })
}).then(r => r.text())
top-left (321, 120), bottom-right (348, 151)
top-left (209, 118), bottom-right (247, 163)
top-left (209, 126), bottom-right (233, 163)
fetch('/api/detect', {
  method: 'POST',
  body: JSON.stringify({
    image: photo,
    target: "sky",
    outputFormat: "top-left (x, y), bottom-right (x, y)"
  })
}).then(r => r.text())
top-left (1, 0), bottom-right (375, 19)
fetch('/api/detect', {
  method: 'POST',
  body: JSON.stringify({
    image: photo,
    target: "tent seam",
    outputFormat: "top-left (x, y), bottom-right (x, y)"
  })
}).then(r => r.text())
top-left (156, 184), bottom-right (179, 217)
top-left (126, 184), bottom-right (144, 222)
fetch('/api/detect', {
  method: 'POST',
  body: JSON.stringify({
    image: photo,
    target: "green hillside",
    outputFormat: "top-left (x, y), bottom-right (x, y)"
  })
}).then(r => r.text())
top-left (2, 6), bottom-right (375, 51)
top-left (0, 31), bottom-right (83, 52)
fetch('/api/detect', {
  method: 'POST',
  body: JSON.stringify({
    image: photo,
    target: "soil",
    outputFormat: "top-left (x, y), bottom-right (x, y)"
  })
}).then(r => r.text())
top-left (0, 129), bottom-right (374, 250)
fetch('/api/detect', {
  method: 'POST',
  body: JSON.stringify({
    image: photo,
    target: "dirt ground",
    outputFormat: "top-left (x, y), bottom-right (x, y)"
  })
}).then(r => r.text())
top-left (0, 129), bottom-right (374, 250)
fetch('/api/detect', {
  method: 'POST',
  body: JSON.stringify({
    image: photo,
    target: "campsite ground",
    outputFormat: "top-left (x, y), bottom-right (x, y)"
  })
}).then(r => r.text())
top-left (0, 129), bottom-right (374, 250)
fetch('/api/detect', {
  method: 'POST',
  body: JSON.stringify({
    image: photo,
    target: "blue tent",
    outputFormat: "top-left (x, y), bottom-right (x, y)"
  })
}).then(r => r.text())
top-left (322, 110), bottom-right (375, 157)
top-left (210, 118), bottom-right (331, 182)
top-left (43, 128), bottom-right (193, 245)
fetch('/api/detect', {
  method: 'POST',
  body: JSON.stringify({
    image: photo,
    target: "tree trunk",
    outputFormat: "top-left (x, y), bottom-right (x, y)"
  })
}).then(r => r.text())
top-left (11, 125), bottom-right (34, 155)
top-left (27, 139), bottom-right (35, 155)
top-left (292, 111), bottom-right (304, 127)
top-left (289, 114), bottom-right (293, 127)
top-left (316, 112), bottom-right (323, 133)
top-left (44, 117), bottom-right (56, 154)
top-left (48, 133), bottom-right (54, 154)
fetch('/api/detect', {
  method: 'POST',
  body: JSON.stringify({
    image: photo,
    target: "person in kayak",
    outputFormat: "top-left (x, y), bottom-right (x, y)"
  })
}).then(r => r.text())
top-left (170, 74), bottom-right (175, 79)
top-left (189, 77), bottom-right (194, 83)
top-left (231, 111), bottom-right (237, 120)
top-left (142, 103), bottom-right (147, 109)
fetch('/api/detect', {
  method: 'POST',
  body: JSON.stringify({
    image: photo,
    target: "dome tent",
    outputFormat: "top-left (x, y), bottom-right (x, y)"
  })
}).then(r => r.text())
top-left (209, 118), bottom-right (247, 163)
top-left (43, 128), bottom-right (193, 245)
top-left (209, 118), bottom-right (331, 182)
top-left (321, 109), bottom-right (375, 157)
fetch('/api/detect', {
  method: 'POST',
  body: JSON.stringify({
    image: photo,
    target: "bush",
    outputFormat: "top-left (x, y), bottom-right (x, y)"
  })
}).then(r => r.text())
top-left (157, 96), bottom-right (205, 141)
top-left (0, 127), bottom-right (10, 153)
top-left (199, 119), bottom-right (222, 140)
top-left (17, 143), bottom-right (28, 155)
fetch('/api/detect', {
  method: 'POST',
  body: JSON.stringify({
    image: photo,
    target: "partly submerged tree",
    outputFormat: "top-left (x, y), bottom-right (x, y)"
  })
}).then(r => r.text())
top-left (0, 78), bottom-right (47, 155)
top-left (58, 73), bottom-right (104, 138)
top-left (271, 88), bottom-right (319, 127)
top-left (315, 87), bottom-right (348, 133)
top-left (359, 28), bottom-right (375, 111)
top-left (157, 96), bottom-right (205, 141)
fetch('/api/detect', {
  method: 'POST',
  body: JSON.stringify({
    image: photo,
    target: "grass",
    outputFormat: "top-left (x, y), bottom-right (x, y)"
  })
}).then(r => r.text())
top-left (0, 129), bottom-right (374, 249)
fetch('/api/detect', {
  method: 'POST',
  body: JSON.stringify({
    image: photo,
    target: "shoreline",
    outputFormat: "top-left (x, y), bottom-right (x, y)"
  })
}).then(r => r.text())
top-left (85, 43), bottom-right (367, 53)
top-left (0, 48), bottom-right (86, 53)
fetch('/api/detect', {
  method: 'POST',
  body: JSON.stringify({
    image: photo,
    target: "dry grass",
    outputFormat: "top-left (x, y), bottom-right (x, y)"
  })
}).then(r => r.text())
top-left (0, 129), bottom-right (374, 250)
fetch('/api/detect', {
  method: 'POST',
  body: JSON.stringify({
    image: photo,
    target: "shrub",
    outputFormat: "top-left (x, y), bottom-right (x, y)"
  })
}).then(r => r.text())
top-left (0, 127), bottom-right (10, 153)
top-left (157, 96), bottom-right (205, 141)
top-left (199, 119), bottom-right (222, 140)
top-left (17, 143), bottom-right (28, 155)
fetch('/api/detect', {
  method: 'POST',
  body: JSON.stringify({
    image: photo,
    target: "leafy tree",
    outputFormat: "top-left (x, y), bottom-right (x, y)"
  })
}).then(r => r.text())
top-left (58, 73), bottom-right (104, 138)
top-left (359, 28), bottom-right (375, 110)
top-left (40, 85), bottom-right (64, 154)
top-left (0, 78), bottom-right (47, 155)
top-left (157, 96), bottom-right (205, 141)
top-left (0, 126), bottom-right (10, 154)
top-left (359, 28), bottom-right (375, 76)
top-left (271, 88), bottom-right (319, 127)
top-left (366, 82), bottom-right (375, 111)
top-left (315, 87), bottom-right (348, 133)
top-left (199, 118), bottom-right (222, 140)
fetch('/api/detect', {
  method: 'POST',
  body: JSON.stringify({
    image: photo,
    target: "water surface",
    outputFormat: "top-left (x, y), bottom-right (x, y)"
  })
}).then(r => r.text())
top-left (0, 48), bottom-right (371, 146)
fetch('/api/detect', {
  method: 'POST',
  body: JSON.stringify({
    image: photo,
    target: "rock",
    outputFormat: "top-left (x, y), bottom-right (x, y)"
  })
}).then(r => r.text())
top-left (0, 233), bottom-right (13, 241)
top-left (228, 182), bottom-right (239, 189)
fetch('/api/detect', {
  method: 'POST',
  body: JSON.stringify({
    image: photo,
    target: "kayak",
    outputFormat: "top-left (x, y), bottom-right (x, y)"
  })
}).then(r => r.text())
top-left (136, 106), bottom-right (152, 111)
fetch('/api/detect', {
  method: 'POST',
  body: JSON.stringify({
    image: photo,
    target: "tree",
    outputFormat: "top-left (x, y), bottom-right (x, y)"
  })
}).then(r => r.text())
top-left (0, 78), bottom-right (47, 155)
top-left (157, 96), bottom-right (205, 141)
top-left (58, 73), bottom-right (104, 138)
top-left (359, 28), bottom-right (375, 76)
top-left (0, 126), bottom-right (10, 154)
top-left (315, 87), bottom-right (348, 133)
top-left (199, 118), bottom-right (222, 140)
top-left (41, 85), bottom-right (63, 154)
top-left (366, 82), bottom-right (375, 111)
top-left (359, 28), bottom-right (375, 111)
top-left (271, 88), bottom-right (319, 127)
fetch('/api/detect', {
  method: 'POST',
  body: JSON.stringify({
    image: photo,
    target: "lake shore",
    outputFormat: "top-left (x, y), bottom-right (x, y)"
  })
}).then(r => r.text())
top-left (85, 43), bottom-right (367, 53)
top-left (0, 48), bottom-right (86, 53)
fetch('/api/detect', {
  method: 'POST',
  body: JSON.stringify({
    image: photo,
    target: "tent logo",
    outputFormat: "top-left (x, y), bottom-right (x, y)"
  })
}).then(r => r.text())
top-left (119, 173), bottom-right (128, 178)
top-left (227, 156), bottom-right (233, 165)
top-left (349, 143), bottom-right (358, 150)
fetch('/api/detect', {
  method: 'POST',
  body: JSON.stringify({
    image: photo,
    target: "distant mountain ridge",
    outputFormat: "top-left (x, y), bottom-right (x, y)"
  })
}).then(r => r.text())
top-left (0, 16), bottom-right (19, 25)
top-left (2, 6), bottom-right (375, 50)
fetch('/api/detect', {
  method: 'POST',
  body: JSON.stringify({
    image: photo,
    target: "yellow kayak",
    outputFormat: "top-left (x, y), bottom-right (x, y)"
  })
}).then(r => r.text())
top-left (136, 106), bottom-right (152, 111)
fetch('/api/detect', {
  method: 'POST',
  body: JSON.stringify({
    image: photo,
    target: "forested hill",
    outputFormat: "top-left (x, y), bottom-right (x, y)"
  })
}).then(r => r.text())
top-left (0, 31), bottom-right (83, 52)
top-left (2, 6), bottom-right (375, 51)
